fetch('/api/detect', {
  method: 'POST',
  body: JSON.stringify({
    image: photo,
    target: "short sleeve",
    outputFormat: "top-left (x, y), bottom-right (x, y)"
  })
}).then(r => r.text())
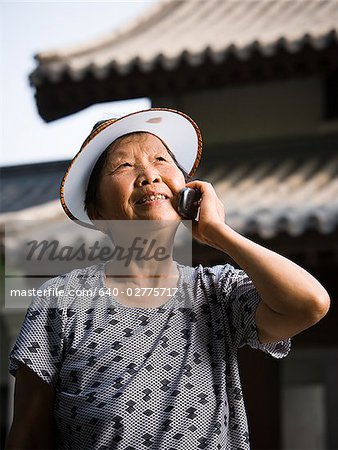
top-left (9, 277), bottom-right (66, 387)
top-left (217, 264), bottom-right (291, 358)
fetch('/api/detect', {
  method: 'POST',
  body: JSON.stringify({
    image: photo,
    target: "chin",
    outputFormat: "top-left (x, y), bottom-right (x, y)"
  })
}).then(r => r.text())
top-left (136, 206), bottom-right (181, 222)
top-left (141, 214), bottom-right (180, 222)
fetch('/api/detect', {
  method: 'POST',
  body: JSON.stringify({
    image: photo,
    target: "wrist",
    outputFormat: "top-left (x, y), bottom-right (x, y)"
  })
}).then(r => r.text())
top-left (202, 221), bottom-right (235, 251)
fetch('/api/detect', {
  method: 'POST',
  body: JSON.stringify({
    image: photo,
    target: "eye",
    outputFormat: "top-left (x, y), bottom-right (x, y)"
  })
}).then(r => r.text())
top-left (110, 162), bottom-right (132, 174)
top-left (118, 162), bottom-right (132, 169)
top-left (156, 156), bottom-right (166, 161)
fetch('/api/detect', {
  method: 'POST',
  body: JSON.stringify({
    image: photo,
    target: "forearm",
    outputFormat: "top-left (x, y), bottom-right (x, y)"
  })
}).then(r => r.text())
top-left (205, 222), bottom-right (330, 318)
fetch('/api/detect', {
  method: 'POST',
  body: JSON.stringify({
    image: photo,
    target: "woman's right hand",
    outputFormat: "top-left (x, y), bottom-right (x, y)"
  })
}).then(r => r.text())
top-left (183, 180), bottom-right (226, 247)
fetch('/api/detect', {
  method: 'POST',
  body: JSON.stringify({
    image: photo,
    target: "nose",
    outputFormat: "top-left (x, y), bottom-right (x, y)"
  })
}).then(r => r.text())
top-left (135, 165), bottom-right (162, 187)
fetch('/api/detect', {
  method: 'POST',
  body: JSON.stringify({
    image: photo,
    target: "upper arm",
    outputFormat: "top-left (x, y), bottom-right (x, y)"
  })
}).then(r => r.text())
top-left (5, 363), bottom-right (56, 449)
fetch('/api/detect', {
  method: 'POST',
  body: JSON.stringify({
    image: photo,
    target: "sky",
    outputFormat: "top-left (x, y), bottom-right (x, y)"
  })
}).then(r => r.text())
top-left (0, 1), bottom-right (158, 167)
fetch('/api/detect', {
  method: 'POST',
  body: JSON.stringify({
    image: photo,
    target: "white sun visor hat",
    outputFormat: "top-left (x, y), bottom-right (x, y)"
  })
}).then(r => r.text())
top-left (60, 108), bottom-right (203, 229)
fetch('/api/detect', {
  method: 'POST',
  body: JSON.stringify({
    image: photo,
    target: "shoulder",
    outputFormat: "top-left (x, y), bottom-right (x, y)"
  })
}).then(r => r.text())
top-left (184, 263), bottom-right (243, 282)
top-left (179, 263), bottom-right (246, 290)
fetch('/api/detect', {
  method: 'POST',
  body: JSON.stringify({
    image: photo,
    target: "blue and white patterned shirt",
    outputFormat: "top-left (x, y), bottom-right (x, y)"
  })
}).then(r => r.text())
top-left (9, 262), bottom-right (290, 449)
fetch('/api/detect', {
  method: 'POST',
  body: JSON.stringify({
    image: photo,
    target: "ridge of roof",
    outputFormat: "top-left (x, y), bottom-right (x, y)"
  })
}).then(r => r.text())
top-left (30, 0), bottom-right (338, 86)
top-left (34, 0), bottom-right (169, 63)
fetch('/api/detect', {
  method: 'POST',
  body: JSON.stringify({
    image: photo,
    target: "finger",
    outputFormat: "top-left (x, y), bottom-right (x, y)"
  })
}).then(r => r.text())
top-left (185, 180), bottom-right (216, 198)
top-left (186, 180), bottom-right (210, 189)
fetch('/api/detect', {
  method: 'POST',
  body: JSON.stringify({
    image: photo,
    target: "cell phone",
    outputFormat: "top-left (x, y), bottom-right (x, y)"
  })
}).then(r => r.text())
top-left (177, 187), bottom-right (201, 220)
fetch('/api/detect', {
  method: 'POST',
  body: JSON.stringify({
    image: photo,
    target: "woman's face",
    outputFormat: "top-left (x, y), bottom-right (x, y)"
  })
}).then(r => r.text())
top-left (93, 132), bottom-right (186, 221)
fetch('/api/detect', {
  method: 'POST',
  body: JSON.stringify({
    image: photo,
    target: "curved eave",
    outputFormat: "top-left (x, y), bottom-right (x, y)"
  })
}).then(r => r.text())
top-left (32, 38), bottom-right (338, 122)
top-left (30, 30), bottom-right (338, 87)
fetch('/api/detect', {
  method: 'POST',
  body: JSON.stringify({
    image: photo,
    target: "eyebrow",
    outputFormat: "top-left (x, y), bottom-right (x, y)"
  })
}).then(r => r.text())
top-left (108, 146), bottom-right (170, 163)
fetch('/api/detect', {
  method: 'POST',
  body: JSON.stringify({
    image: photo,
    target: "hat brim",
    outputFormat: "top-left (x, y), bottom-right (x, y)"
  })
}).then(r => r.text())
top-left (60, 108), bottom-right (202, 229)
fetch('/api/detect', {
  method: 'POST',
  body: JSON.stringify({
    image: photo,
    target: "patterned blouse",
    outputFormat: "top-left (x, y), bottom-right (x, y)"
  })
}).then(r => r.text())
top-left (9, 262), bottom-right (290, 449)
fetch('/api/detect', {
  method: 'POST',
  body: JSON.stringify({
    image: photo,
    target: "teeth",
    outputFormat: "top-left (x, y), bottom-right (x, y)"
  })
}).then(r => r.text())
top-left (139, 194), bottom-right (166, 204)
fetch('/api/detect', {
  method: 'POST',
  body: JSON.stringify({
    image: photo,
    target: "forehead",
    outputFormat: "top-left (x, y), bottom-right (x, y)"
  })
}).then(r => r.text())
top-left (107, 132), bottom-right (169, 159)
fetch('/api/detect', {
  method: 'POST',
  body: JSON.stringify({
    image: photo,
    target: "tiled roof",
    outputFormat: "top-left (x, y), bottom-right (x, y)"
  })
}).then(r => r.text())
top-left (1, 152), bottom-right (337, 238)
top-left (0, 160), bottom-right (69, 213)
top-left (197, 149), bottom-right (338, 238)
top-left (31, 0), bottom-right (338, 85)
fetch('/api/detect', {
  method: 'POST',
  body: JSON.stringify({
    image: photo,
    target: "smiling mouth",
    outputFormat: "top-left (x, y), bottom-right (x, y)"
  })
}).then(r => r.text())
top-left (136, 194), bottom-right (169, 205)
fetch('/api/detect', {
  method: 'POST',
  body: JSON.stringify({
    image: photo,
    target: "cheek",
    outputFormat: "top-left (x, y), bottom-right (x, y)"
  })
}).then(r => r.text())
top-left (166, 168), bottom-right (186, 190)
top-left (99, 178), bottom-right (130, 208)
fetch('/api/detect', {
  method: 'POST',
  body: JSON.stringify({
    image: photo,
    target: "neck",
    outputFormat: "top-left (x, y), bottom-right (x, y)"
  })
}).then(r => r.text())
top-left (104, 219), bottom-right (179, 279)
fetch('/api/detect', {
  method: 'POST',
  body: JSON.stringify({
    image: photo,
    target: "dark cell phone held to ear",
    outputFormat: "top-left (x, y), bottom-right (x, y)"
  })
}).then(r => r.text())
top-left (177, 187), bottom-right (201, 220)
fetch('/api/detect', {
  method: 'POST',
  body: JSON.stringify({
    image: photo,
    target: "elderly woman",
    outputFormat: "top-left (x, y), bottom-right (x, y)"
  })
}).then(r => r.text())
top-left (6, 109), bottom-right (330, 450)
